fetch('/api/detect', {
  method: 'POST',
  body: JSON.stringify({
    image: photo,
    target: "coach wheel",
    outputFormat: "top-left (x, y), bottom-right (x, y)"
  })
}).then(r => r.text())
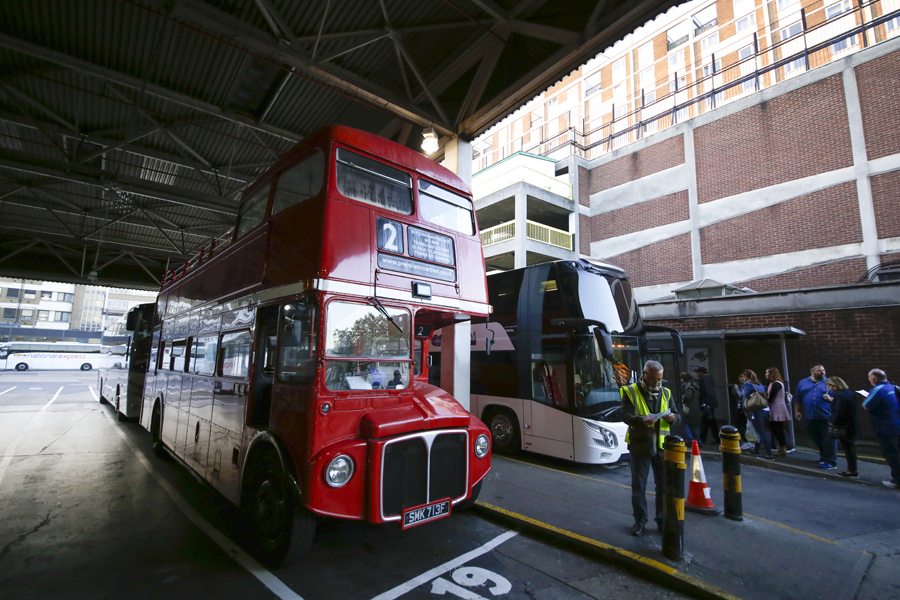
top-left (80, 363), bottom-right (92, 371)
top-left (486, 409), bottom-right (520, 454)
top-left (150, 402), bottom-right (167, 459)
top-left (15, 363), bottom-right (27, 371)
top-left (246, 450), bottom-right (316, 567)
top-left (115, 392), bottom-right (124, 421)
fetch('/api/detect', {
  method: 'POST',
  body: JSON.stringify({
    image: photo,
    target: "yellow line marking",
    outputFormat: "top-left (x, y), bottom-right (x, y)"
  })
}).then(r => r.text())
top-left (495, 455), bottom-right (633, 491)
top-left (475, 501), bottom-right (743, 600)
top-left (744, 513), bottom-right (838, 545)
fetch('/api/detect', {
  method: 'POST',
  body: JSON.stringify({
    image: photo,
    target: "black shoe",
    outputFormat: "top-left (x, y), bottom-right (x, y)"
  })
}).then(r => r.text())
top-left (655, 518), bottom-right (663, 532)
top-left (631, 522), bottom-right (645, 537)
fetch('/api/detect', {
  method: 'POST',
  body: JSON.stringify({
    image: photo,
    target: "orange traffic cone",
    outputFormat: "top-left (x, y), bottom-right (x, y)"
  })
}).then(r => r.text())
top-left (686, 440), bottom-right (720, 515)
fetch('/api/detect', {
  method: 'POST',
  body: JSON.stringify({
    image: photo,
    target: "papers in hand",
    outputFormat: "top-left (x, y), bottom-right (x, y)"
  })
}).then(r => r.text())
top-left (648, 408), bottom-right (672, 420)
top-left (856, 390), bottom-right (869, 398)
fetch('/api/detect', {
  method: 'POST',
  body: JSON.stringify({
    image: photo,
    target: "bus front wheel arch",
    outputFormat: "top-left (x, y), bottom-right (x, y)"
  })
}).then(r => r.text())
top-left (243, 448), bottom-right (316, 567)
top-left (150, 401), bottom-right (168, 459)
top-left (484, 408), bottom-right (521, 454)
top-left (15, 363), bottom-right (27, 371)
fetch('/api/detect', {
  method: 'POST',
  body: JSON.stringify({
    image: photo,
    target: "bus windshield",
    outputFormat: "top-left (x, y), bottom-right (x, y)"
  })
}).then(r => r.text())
top-left (324, 301), bottom-right (412, 391)
top-left (568, 269), bottom-right (639, 333)
top-left (572, 335), bottom-right (642, 420)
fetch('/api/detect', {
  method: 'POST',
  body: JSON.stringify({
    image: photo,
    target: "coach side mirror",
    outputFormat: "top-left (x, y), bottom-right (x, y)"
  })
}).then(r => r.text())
top-left (126, 310), bottom-right (138, 332)
top-left (592, 326), bottom-right (614, 361)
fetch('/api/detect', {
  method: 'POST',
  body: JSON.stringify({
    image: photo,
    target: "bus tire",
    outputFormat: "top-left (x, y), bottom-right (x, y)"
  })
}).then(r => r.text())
top-left (485, 408), bottom-right (520, 454)
top-left (115, 393), bottom-right (124, 421)
top-left (98, 378), bottom-right (109, 404)
top-left (150, 402), bottom-right (168, 459)
top-left (456, 480), bottom-right (482, 512)
top-left (80, 363), bottom-right (92, 371)
top-left (246, 449), bottom-right (316, 567)
top-left (15, 363), bottom-right (27, 371)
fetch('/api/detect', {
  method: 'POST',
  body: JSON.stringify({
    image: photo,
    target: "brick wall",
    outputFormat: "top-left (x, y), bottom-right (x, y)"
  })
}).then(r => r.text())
top-left (604, 233), bottom-right (692, 287)
top-left (694, 75), bottom-right (854, 204)
top-left (592, 191), bottom-right (689, 239)
top-left (699, 181), bottom-right (862, 262)
top-left (734, 257), bottom-right (868, 292)
top-left (870, 170), bottom-right (900, 239)
top-left (579, 214), bottom-right (591, 254)
top-left (856, 51), bottom-right (900, 160)
top-left (579, 166), bottom-right (590, 207)
top-left (589, 135), bottom-right (685, 193)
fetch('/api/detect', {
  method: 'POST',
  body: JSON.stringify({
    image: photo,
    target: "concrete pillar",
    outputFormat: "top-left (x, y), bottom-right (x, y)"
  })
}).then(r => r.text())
top-left (440, 136), bottom-right (472, 410)
top-left (515, 189), bottom-right (527, 268)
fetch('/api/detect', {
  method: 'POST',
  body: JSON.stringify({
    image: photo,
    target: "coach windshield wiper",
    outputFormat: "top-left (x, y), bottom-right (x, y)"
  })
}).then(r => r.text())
top-left (370, 297), bottom-right (402, 333)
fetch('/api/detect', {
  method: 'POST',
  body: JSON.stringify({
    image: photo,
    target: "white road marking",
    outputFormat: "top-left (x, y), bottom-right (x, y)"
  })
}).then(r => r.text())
top-left (0, 387), bottom-right (63, 489)
top-left (0, 386), bottom-right (15, 395)
top-left (370, 530), bottom-right (518, 600)
top-left (100, 409), bottom-right (304, 600)
top-left (88, 386), bottom-right (99, 401)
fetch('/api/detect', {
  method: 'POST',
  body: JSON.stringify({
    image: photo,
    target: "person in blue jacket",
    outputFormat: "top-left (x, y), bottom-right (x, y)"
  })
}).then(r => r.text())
top-left (740, 369), bottom-right (774, 460)
top-left (794, 364), bottom-right (837, 468)
top-left (863, 369), bottom-right (900, 489)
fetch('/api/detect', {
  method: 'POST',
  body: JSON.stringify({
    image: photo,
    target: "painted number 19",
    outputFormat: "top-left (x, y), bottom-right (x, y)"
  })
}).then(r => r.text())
top-left (431, 567), bottom-right (511, 600)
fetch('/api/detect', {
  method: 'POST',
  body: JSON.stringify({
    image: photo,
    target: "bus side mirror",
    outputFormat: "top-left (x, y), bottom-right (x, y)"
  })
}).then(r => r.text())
top-left (427, 355), bottom-right (432, 367)
top-left (593, 326), bottom-right (614, 360)
top-left (125, 311), bottom-right (138, 332)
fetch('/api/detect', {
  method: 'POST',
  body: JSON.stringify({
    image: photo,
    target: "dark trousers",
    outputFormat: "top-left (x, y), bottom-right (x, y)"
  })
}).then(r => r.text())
top-left (807, 419), bottom-right (837, 466)
top-left (769, 420), bottom-right (788, 448)
top-left (876, 434), bottom-right (900, 484)
top-left (701, 409), bottom-right (718, 443)
top-left (749, 411), bottom-right (772, 456)
top-left (630, 453), bottom-right (664, 526)
top-left (838, 438), bottom-right (858, 473)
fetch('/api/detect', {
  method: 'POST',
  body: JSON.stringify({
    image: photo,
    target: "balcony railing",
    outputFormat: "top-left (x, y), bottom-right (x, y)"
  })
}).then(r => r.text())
top-left (526, 221), bottom-right (573, 251)
top-left (481, 221), bottom-right (516, 247)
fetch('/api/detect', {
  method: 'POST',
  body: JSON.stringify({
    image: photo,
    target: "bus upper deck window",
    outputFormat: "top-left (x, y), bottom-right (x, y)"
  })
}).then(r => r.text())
top-left (236, 185), bottom-right (270, 239)
top-left (418, 180), bottom-right (474, 235)
top-left (335, 148), bottom-right (412, 215)
top-left (272, 150), bottom-right (325, 216)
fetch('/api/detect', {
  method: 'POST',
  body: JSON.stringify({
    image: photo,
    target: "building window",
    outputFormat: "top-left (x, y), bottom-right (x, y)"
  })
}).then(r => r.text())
top-left (825, 0), bottom-right (858, 54)
top-left (38, 310), bottom-right (49, 321)
top-left (638, 43), bottom-right (654, 70)
top-left (692, 5), bottom-right (718, 35)
top-left (54, 312), bottom-right (71, 322)
top-left (3, 308), bottom-right (15, 319)
top-left (6, 288), bottom-right (19, 299)
top-left (41, 291), bottom-right (53, 300)
top-left (668, 49), bottom-right (685, 70)
top-left (21, 309), bottom-right (33, 319)
top-left (780, 21), bottom-right (803, 41)
top-left (667, 22), bottom-right (690, 50)
top-left (776, 0), bottom-right (799, 10)
top-left (739, 45), bottom-right (756, 92)
top-left (584, 70), bottom-right (602, 97)
top-left (639, 67), bottom-right (655, 91)
top-left (642, 90), bottom-right (656, 105)
top-left (887, 15), bottom-right (900, 35)
top-left (611, 57), bottom-right (626, 83)
top-left (733, 0), bottom-right (756, 17)
top-left (24, 289), bottom-right (36, 300)
top-left (736, 13), bottom-right (756, 32)
top-left (700, 32), bottom-right (718, 51)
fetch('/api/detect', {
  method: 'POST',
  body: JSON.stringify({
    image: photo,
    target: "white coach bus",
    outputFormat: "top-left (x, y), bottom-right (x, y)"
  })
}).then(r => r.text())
top-left (1, 342), bottom-right (103, 371)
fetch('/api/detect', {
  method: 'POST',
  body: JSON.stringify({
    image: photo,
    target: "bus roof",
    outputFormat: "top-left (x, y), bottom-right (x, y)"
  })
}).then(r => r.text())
top-left (250, 125), bottom-right (471, 201)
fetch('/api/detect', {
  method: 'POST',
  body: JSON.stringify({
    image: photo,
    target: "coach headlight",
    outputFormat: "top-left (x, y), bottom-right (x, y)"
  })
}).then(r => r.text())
top-left (325, 455), bottom-right (354, 487)
top-left (582, 420), bottom-right (617, 449)
top-left (474, 434), bottom-right (490, 458)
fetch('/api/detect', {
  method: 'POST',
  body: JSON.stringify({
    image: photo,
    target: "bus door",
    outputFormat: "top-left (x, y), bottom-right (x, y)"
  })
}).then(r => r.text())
top-left (159, 337), bottom-right (186, 451)
top-left (247, 305), bottom-right (278, 431)
top-left (524, 347), bottom-right (574, 457)
top-left (183, 332), bottom-right (216, 476)
top-left (209, 326), bottom-right (252, 504)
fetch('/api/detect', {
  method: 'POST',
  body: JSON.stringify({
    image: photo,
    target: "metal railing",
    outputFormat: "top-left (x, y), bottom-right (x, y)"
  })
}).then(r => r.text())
top-left (526, 221), bottom-right (573, 250)
top-left (475, 1), bottom-right (900, 171)
top-left (480, 221), bottom-right (516, 247)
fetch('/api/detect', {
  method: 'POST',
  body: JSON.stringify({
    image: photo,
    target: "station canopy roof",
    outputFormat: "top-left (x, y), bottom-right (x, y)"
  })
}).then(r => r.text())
top-left (0, 0), bottom-right (679, 289)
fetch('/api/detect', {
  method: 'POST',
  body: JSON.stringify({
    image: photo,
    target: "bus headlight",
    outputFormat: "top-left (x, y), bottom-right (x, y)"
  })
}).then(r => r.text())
top-left (474, 434), bottom-right (490, 458)
top-left (582, 420), bottom-right (617, 449)
top-left (325, 455), bottom-right (354, 487)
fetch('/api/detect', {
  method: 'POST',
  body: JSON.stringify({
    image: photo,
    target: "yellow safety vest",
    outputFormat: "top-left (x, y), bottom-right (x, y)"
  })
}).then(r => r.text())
top-left (622, 383), bottom-right (671, 449)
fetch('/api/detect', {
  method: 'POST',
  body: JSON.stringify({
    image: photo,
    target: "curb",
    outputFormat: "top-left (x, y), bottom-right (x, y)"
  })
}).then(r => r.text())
top-left (697, 450), bottom-right (887, 488)
top-left (472, 501), bottom-right (741, 600)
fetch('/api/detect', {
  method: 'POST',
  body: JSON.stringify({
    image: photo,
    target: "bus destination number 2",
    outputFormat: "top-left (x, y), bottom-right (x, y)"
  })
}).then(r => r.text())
top-left (377, 217), bottom-right (404, 254)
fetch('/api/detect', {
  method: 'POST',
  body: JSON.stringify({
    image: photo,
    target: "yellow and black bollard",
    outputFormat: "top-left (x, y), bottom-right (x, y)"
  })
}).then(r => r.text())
top-left (662, 435), bottom-right (687, 561)
top-left (720, 425), bottom-right (743, 521)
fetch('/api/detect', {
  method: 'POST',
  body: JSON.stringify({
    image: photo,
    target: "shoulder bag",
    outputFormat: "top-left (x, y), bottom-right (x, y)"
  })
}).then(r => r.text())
top-left (745, 388), bottom-right (769, 412)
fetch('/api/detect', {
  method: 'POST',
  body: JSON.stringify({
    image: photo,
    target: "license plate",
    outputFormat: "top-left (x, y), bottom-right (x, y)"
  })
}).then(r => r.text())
top-left (401, 498), bottom-right (452, 529)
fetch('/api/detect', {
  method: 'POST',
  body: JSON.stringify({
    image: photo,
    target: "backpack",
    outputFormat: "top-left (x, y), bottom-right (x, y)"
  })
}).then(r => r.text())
top-left (745, 388), bottom-right (769, 412)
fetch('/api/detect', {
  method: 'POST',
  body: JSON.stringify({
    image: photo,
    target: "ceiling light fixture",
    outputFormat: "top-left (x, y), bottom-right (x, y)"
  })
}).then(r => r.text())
top-left (421, 127), bottom-right (439, 154)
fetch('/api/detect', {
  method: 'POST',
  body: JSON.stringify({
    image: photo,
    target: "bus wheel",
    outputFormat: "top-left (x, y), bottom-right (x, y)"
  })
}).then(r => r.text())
top-left (80, 363), bottom-right (92, 371)
top-left (150, 403), bottom-right (167, 459)
top-left (115, 393), bottom-right (124, 421)
top-left (456, 480), bottom-right (482, 511)
top-left (246, 450), bottom-right (316, 567)
top-left (15, 363), bottom-right (27, 371)
top-left (486, 409), bottom-right (520, 454)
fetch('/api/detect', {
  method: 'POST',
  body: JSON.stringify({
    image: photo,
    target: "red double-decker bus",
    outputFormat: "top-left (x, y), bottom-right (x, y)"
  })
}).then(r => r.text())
top-left (136, 126), bottom-right (492, 565)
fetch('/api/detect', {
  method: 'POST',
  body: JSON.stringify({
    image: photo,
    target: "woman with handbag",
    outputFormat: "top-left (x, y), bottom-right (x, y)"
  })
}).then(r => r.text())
top-left (740, 369), bottom-right (774, 460)
top-left (824, 376), bottom-right (859, 477)
top-left (766, 367), bottom-right (791, 457)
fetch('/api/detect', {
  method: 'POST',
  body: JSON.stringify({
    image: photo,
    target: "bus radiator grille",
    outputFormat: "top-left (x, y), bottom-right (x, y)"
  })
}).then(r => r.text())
top-left (381, 433), bottom-right (468, 517)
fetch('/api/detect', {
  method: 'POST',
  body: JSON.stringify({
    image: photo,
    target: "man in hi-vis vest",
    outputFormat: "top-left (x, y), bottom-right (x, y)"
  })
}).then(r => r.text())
top-left (621, 360), bottom-right (679, 537)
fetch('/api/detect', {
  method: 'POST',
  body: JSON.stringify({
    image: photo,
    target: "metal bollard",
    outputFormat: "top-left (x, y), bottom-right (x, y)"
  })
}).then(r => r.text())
top-left (720, 425), bottom-right (743, 521)
top-left (662, 435), bottom-right (686, 561)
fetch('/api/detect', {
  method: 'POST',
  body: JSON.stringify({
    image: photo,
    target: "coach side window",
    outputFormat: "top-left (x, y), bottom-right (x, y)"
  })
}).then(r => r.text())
top-left (220, 330), bottom-right (251, 378)
top-left (272, 150), bottom-right (325, 215)
top-left (236, 185), bottom-right (270, 239)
